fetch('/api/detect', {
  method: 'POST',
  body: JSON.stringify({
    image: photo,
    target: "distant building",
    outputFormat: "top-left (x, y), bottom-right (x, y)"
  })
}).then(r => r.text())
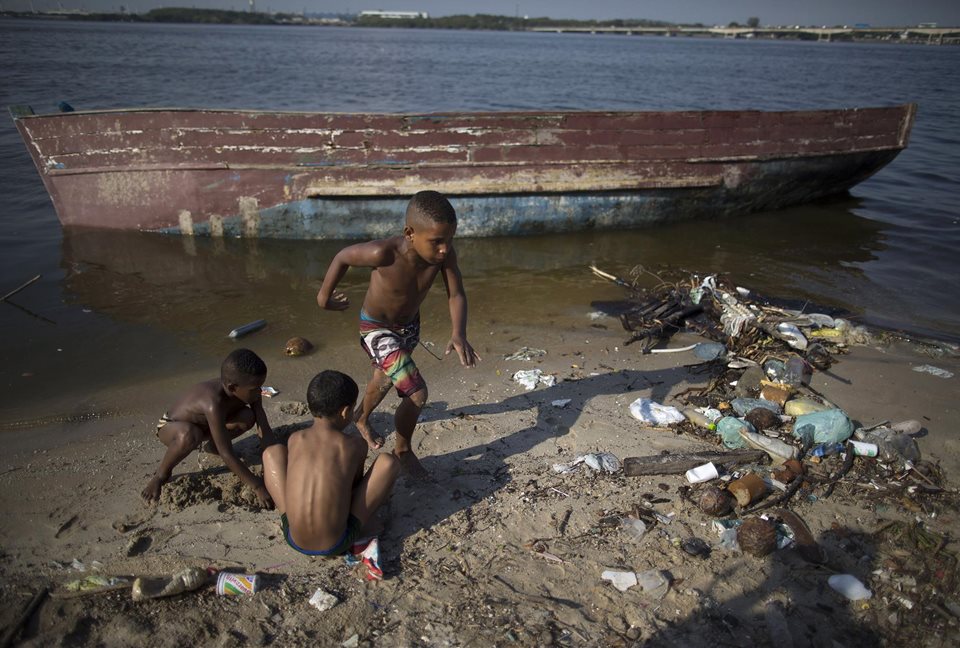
top-left (918, 22), bottom-right (937, 28)
top-left (359, 10), bottom-right (429, 19)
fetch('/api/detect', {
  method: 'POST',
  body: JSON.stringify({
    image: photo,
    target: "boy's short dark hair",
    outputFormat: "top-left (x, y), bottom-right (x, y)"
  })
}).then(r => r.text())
top-left (407, 190), bottom-right (456, 225)
top-left (307, 370), bottom-right (359, 417)
top-left (221, 348), bottom-right (267, 385)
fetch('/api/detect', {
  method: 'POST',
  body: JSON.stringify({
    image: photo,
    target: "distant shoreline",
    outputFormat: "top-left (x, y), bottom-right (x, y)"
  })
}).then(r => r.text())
top-left (1, 9), bottom-right (957, 45)
top-left (0, 8), bottom-right (960, 45)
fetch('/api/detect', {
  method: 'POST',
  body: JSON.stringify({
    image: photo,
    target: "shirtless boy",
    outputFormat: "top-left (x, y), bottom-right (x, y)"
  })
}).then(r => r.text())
top-left (141, 348), bottom-right (274, 508)
top-left (316, 190), bottom-right (480, 478)
top-left (262, 370), bottom-right (399, 556)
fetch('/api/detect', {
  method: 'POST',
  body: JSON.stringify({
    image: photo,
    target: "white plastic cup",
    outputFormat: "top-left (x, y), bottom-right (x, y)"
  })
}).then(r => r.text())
top-left (685, 462), bottom-right (719, 484)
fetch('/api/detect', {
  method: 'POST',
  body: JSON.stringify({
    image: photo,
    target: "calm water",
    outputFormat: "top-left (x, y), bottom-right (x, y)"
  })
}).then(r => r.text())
top-left (1, 19), bottom-right (958, 423)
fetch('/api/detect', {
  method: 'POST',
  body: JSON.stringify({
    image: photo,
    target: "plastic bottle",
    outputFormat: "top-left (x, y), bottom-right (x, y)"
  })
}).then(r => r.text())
top-left (855, 427), bottom-right (921, 464)
top-left (809, 442), bottom-right (843, 458)
top-left (783, 355), bottom-right (809, 387)
top-left (682, 407), bottom-right (719, 431)
top-left (739, 429), bottom-right (799, 463)
top-left (228, 319), bottom-right (267, 339)
top-left (132, 567), bottom-right (209, 601)
top-left (636, 569), bottom-right (670, 599)
top-left (763, 359), bottom-right (786, 381)
top-left (621, 517), bottom-right (648, 542)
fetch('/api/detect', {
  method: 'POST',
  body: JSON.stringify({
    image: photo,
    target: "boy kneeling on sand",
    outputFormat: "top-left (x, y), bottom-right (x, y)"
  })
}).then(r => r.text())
top-left (142, 348), bottom-right (274, 508)
top-left (263, 370), bottom-right (399, 556)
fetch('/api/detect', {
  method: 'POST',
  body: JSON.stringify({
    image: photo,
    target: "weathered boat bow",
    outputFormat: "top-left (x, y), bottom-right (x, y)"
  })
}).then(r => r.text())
top-left (10, 103), bottom-right (916, 238)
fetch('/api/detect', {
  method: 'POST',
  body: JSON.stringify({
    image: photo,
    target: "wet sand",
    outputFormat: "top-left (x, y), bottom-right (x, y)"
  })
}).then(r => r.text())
top-left (1, 309), bottom-right (958, 647)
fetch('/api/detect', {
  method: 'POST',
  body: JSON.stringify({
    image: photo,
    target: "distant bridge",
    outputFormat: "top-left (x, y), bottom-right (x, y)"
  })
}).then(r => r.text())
top-left (529, 26), bottom-right (960, 45)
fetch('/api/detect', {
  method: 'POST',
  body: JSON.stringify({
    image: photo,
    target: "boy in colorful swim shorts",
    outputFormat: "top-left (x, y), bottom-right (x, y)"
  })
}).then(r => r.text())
top-left (141, 348), bottom-right (274, 508)
top-left (262, 370), bottom-right (399, 556)
top-left (316, 190), bottom-right (480, 479)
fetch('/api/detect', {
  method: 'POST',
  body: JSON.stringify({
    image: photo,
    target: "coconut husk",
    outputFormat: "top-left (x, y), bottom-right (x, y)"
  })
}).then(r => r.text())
top-left (738, 517), bottom-right (778, 557)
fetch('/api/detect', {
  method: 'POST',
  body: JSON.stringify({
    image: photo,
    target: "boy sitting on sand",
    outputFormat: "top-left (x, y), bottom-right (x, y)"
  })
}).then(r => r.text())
top-left (141, 348), bottom-right (274, 508)
top-left (316, 190), bottom-right (480, 479)
top-left (262, 370), bottom-right (399, 556)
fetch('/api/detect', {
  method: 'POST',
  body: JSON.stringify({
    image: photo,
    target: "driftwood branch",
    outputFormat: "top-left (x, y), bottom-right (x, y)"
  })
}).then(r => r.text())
top-left (0, 587), bottom-right (48, 648)
top-left (623, 304), bottom-right (704, 347)
top-left (0, 274), bottom-right (41, 303)
top-left (623, 449), bottom-right (767, 477)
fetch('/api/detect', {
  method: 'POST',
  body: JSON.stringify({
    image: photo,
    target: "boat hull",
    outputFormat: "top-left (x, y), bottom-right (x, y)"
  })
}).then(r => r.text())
top-left (11, 105), bottom-right (915, 238)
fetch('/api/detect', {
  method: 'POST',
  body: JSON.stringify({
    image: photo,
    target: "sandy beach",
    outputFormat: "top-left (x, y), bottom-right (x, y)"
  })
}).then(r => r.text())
top-left (1, 309), bottom-right (958, 647)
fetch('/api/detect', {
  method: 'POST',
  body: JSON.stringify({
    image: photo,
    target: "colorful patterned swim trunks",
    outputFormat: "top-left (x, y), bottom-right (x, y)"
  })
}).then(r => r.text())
top-left (359, 310), bottom-right (426, 398)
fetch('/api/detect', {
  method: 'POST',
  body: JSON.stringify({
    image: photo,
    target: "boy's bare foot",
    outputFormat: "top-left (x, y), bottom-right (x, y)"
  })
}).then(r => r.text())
top-left (355, 420), bottom-right (385, 450)
top-left (395, 450), bottom-right (430, 482)
top-left (141, 477), bottom-right (163, 503)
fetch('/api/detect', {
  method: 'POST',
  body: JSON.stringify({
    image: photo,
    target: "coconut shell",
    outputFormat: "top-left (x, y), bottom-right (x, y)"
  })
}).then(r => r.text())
top-left (745, 407), bottom-right (780, 431)
top-left (698, 486), bottom-right (734, 517)
top-left (738, 517), bottom-right (778, 557)
top-left (773, 458), bottom-right (804, 483)
top-left (284, 337), bottom-right (314, 356)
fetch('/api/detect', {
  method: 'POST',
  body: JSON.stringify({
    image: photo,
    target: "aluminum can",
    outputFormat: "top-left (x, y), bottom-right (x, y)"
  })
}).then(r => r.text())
top-left (216, 572), bottom-right (259, 595)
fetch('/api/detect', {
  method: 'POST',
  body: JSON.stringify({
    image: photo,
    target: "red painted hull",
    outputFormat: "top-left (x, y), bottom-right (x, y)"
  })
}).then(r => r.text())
top-left (11, 104), bottom-right (915, 238)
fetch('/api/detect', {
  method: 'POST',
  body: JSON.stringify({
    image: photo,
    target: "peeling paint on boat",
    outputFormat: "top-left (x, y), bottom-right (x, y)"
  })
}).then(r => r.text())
top-left (9, 104), bottom-right (915, 239)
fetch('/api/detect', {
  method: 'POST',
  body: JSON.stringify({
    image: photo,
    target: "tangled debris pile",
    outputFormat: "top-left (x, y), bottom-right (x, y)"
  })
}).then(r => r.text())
top-left (592, 265), bottom-right (960, 641)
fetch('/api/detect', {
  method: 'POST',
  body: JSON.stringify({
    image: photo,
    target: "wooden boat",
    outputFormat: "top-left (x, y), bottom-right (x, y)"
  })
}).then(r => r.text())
top-left (10, 104), bottom-right (916, 238)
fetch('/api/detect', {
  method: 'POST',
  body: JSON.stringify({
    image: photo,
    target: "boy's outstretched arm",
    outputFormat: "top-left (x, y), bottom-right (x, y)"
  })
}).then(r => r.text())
top-left (205, 405), bottom-right (273, 509)
top-left (441, 248), bottom-right (480, 367)
top-left (316, 241), bottom-right (391, 311)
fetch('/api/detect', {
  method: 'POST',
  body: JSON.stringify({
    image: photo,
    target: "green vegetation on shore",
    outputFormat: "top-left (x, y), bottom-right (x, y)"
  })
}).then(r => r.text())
top-left (354, 13), bottom-right (682, 30)
top-left (1, 7), bottom-right (685, 29)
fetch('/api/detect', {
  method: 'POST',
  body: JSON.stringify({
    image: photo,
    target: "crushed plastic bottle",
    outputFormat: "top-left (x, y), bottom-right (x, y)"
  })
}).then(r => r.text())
top-left (854, 426), bottom-right (921, 465)
top-left (636, 569), bottom-right (670, 599)
top-left (809, 443), bottom-right (844, 458)
top-left (763, 358), bottom-right (786, 381)
top-left (783, 355), bottom-right (810, 387)
top-left (621, 517), bottom-right (648, 543)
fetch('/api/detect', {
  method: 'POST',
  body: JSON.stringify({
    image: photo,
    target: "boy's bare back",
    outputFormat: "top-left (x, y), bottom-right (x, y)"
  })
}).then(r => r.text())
top-left (283, 422), bottom-right (367, 550)
top-left (166, 378), bottom-right (251, 428)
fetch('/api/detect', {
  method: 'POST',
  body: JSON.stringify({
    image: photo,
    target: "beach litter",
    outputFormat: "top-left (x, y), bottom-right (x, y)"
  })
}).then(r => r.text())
top-left (227, 319), bottom-right (267, 339)
top-left (512, 369), bottom-right (556, 390)
top-left (284, 336), bottom-right (314, 356)
top-left (345, 537), bottom-right (383, 581)
top-left (504, 346), bottom-right (547, 361)
top-left (131, 566), bottom-right (208, 602)
top-left (828, 574), bottom-right (873, 601)
top-left (308, 588), bottom-right (339, 612)
top-left (628, 397), bottom-right (685, 425)
top-left (912, 364), bottom-right (953, 379)
top-left (601, 569), bottom-right (638, 592)
top-left (588, 265), bottom-right (958, 634)
top-left (552, 452), bottom-right (620, 474)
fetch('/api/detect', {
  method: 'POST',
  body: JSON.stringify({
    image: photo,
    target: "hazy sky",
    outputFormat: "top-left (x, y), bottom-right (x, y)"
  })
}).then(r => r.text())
top-left (6, 0), bottom-right (960, 26)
